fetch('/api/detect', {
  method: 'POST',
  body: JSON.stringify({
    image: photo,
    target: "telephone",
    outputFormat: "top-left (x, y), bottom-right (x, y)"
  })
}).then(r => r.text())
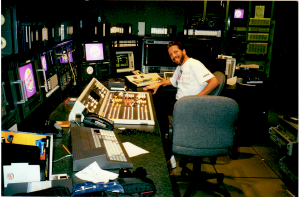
top-left (82, 110), bottom-right (114, 130)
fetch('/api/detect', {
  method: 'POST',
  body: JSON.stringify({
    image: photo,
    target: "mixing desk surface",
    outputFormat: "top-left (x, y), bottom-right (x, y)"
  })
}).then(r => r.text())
top-left (69, 78), bottom-right (155, 125)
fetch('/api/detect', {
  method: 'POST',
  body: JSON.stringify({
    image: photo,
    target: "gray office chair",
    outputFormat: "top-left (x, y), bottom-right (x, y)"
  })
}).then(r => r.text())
top-left (169, 95), bottom-right (239, 197)
top-left (209, 71), bottom-right (226, 96)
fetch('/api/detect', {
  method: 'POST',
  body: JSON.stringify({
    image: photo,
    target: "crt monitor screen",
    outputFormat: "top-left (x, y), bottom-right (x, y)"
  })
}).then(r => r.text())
top-left (68, 52), bottom-right (73, 63)
top-left (116, 54), bottom-right (128, 68)
top-left (83, 64), bottom-right (97, 76)
top-left (40, 55), bottom-right (48, 71)
top-left (60, 54), bottom-right (69, 63)
top-left (234, 9), bottom-right (244, 19)
top-left (115, 51), bottom-right (134, 73)
top-left (85, 43), bottom-right (105, 61)
top-left (18, 63), bottom-right (37, 99)
top-left (144, 43), bottom-right (176, 67)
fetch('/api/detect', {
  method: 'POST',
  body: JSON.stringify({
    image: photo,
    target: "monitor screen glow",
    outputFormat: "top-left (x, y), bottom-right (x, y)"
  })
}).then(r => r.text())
top-left (68, 52), bottom-right (73, 63)
top-left (41, 55), bottom-right (48, 71)
top-left (19, 63), bottom-right (37, 99)
top-left (60, 54), bottom-right (69, 63)
top-left (86, 66), bottom-right (94, 75)
top-left (116, 54), bottom-right (129, 68)
top-left (234, 9), bottom-right (244, 19)
top-left (85, 43), bottom-right (104, 61)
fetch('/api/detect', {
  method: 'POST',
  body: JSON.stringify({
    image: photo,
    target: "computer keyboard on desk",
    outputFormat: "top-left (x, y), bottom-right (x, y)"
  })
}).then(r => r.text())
top-left (93, 129), bottom-right (128, 162)
top-left (71, 126), bottom-right (133, 171)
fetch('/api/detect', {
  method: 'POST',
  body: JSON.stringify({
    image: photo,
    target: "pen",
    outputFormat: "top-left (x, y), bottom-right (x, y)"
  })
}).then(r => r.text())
top-left (62, 144), bottom-right (71, 155)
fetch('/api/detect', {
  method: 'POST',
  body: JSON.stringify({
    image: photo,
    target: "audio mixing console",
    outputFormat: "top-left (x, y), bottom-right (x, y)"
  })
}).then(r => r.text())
top-left (69, 78), bottom-right (155, 125)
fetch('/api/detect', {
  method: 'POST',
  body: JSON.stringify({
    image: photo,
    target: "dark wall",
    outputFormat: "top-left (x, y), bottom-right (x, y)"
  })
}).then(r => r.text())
top-left (269, 1), bottom-right (298, 116)
top-left (11, 1), bottom-right (187, 36)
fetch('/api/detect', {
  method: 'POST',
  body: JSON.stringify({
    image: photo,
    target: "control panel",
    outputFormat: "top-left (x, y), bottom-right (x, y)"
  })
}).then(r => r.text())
top-left (69, 78), bottom-right (155, 125)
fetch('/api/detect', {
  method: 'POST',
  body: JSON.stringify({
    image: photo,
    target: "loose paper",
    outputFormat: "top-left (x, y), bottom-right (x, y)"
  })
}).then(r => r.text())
top-left (123, 142), bottom-right (149, 157)
top-left (75, 162), bottom-right (118, 183)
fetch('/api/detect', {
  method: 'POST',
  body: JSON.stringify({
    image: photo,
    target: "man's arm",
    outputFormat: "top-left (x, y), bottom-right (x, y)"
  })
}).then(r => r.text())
top-left (197, 77), bottom-right (219, 96)
top-left (143, 78), bottom-right (172, 94)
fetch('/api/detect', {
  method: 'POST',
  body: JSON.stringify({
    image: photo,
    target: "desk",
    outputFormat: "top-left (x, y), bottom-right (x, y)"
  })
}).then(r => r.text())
top-left (48, 90), bottom-right (174, 196)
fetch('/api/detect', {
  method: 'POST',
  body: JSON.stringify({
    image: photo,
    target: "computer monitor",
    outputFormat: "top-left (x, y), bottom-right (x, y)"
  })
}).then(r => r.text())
top-left (84, 42), bottom-right (105, 62)
top-left (115, 51), bottom-right (135, 73)
top-left (142, 40), bottom-right (176, 68)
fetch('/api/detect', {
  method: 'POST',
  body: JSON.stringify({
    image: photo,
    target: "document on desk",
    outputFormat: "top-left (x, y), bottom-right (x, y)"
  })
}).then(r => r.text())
top-left (75, 161), bottom-right (119, 183)
top-left (3, 163), bottom-right (40, 187)
top-left (123, 142), bottom-right (149, 157)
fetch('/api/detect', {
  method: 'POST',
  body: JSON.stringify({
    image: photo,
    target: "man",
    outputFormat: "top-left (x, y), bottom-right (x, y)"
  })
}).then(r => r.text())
top-left (143, 41), bottom-right (219, 99)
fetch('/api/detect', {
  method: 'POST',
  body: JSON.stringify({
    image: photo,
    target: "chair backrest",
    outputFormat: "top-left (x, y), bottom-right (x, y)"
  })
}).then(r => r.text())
top-left (208, 71), bottom-right (226, 96)
top-left (171, 95), bottom-right (239, 157)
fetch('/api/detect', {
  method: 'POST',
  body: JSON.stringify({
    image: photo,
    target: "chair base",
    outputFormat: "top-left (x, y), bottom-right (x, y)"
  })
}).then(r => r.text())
top-left (171, 157), bottom-right (230, 197)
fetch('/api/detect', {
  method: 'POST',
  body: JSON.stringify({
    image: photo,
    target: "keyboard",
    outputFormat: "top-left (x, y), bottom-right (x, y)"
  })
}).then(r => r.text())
top-left (71, 126), bottom-right (133, 171)
top-left (91, 129), bottom-right (128, 162)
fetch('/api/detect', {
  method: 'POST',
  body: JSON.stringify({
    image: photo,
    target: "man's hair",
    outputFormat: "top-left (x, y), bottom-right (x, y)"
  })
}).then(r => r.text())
top-left (167, 41), bottom-right (184, 51)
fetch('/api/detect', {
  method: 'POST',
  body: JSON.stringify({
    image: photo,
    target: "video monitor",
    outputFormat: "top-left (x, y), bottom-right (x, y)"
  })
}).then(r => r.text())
top-left (60, 53), bottom-right (69, 63)
top-left (68, 51), bottom-right (74, 63)
top-left (40, 55), bottom-right (48, 71)
top-left (143, 41), bottom-right (177, 67)
top-left (234, 9), bottom-right (244, 19)
top-left (83, 64), bottom-right (97, 76)
top-left (85, 43), bottom-right (105, 62)
top-left (115, 51), bottom-right (135, 73)
top-left (18, 62), bottom-right (37, 99)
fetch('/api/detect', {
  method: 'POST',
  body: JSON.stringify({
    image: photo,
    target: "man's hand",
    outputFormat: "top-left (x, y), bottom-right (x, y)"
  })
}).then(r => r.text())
top-left (143, 83), bottom-right (161, 94)
top-left (143, 78), bottom-right (172, 94)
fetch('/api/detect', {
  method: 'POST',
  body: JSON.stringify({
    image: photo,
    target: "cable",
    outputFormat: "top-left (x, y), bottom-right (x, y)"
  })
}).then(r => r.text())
top-left (53, 154), bottom-right (73, 163)
top-left (70, 120), bottom-right (81, 126)
top-left (67, 50), bottom-right (77, 85)
top-left (69, 60), bottom-right (77, 85)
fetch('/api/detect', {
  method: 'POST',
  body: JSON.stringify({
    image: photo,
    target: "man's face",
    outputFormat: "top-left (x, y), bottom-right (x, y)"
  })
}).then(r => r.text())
top-left (168, 45), bottom-right (185, 66)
